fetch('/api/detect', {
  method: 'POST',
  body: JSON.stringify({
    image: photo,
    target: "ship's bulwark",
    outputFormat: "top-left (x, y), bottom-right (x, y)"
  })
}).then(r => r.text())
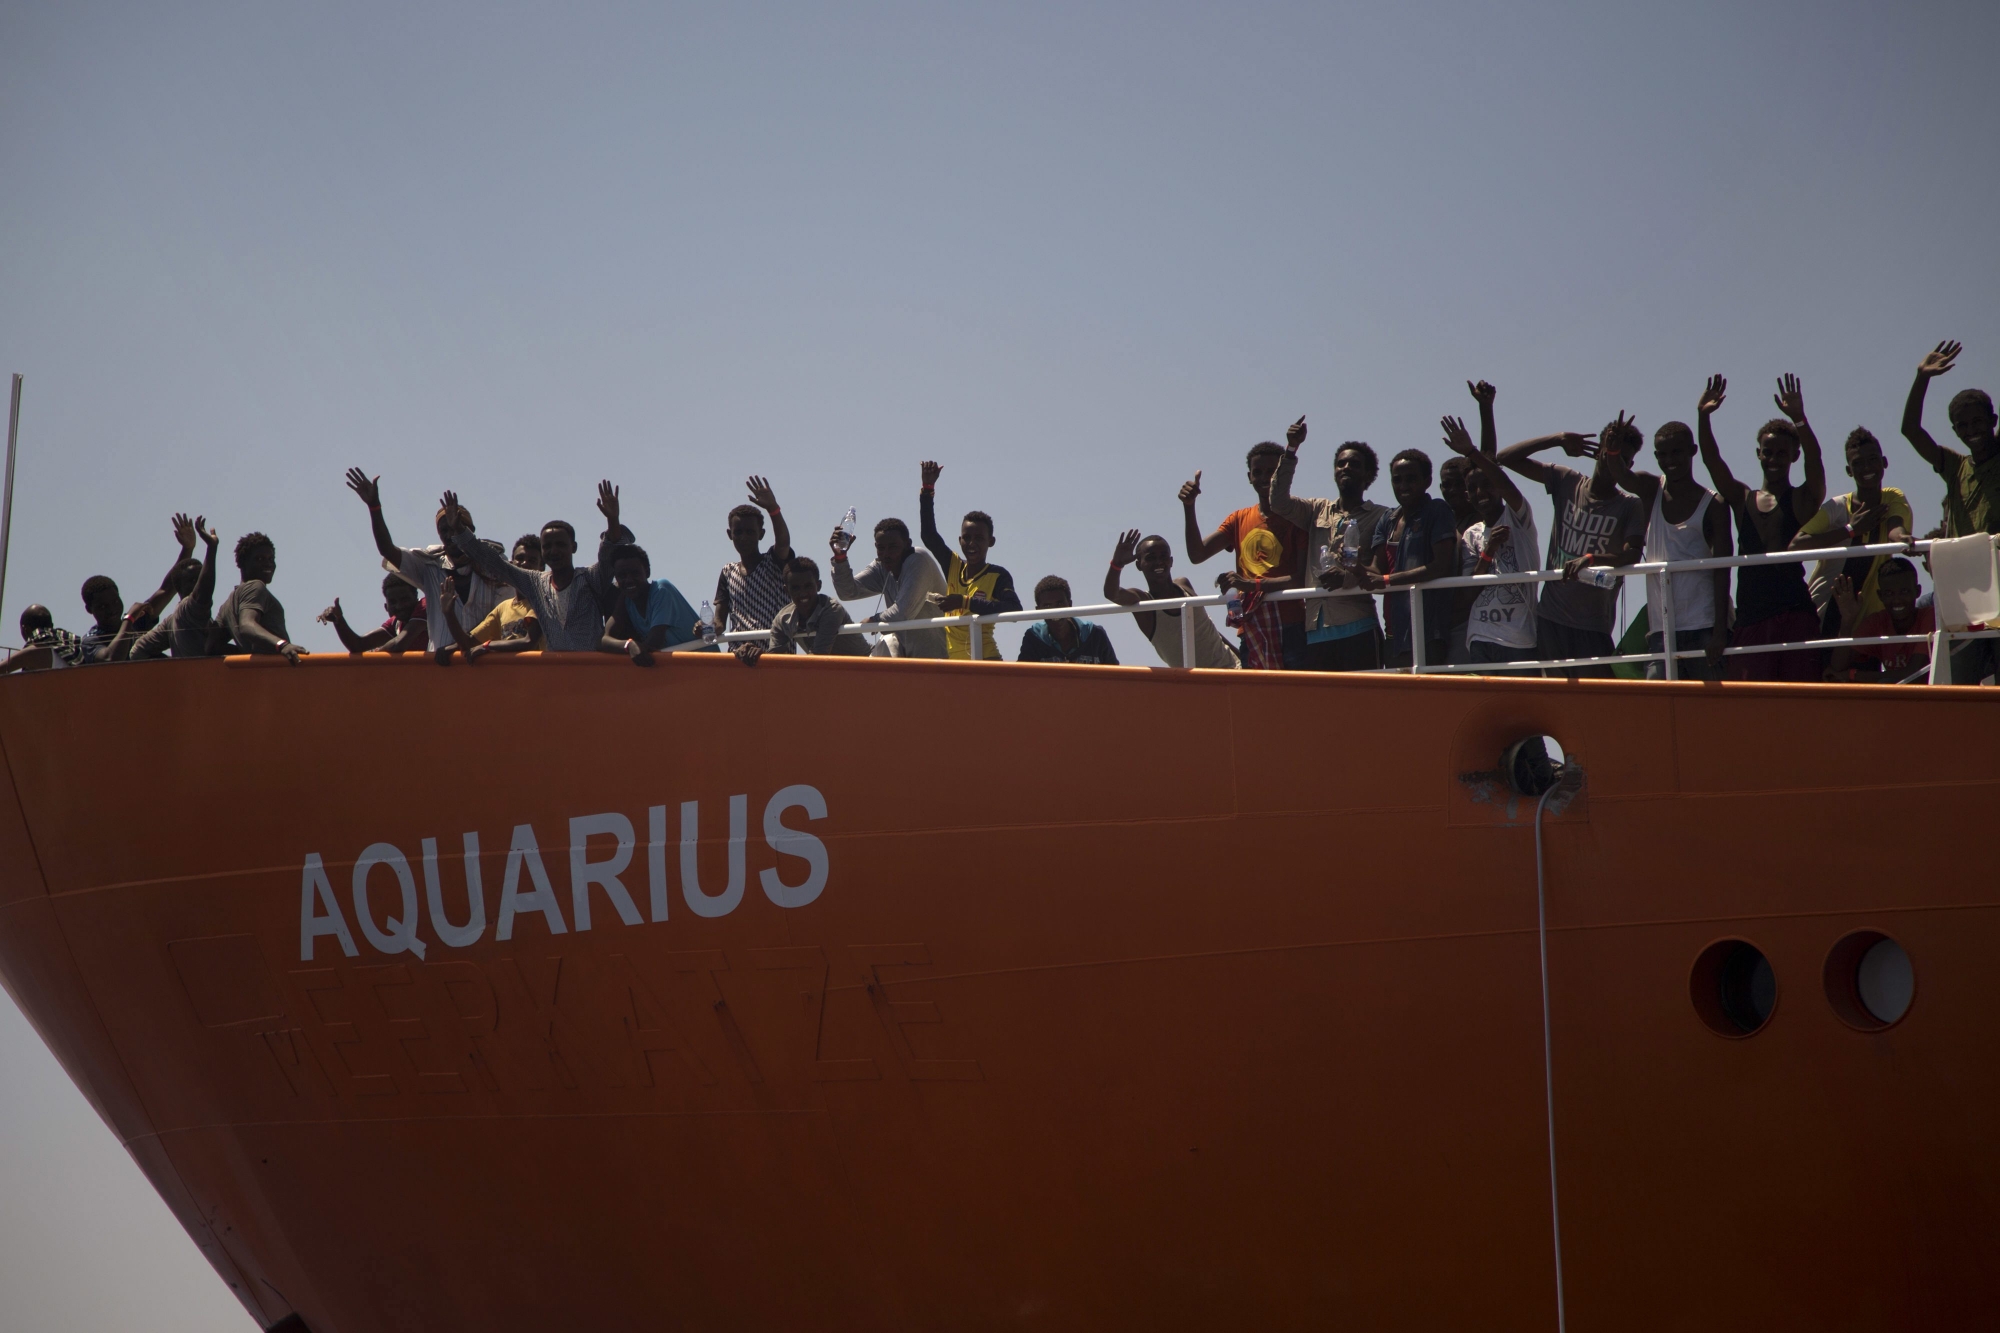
top-left (0, 653), bottom-right (1993, 1331)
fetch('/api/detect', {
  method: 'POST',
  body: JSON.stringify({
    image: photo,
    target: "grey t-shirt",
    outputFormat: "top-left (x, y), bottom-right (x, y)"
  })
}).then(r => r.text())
top-left (130, 596), bottom-right (215, 659)
top-left (769, 595), bottom-right (867, 656)
top-left (214, 581), bottom-right (291, 653)
top-left (1539, 466), bottom-right (1644, 633)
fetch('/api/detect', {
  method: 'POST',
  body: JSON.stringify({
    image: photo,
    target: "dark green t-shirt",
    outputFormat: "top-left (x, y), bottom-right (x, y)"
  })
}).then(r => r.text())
top-left (1943, 450), bottom-right (2000, 538)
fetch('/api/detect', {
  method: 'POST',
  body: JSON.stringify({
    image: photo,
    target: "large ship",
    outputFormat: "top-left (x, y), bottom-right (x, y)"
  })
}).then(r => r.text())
top-left (0, 651), bottom-right (1992, 1331)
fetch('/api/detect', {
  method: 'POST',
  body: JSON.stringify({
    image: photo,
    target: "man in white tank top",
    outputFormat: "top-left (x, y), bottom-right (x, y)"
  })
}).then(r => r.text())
top-left (1607, 421), bottom-right (1734, 678)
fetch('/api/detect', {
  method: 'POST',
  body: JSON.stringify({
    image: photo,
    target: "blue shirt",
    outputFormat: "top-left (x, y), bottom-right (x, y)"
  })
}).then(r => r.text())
top-left (1381, 497), bottom-right (1459, 651)
top-left (615, 579), bottom-right (700, 648)
top-left (1019, 619), bottom-right (1119, 665)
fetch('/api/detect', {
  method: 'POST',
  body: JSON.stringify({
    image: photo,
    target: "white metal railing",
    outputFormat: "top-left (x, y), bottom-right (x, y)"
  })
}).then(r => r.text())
top-left (701, 537), bottom-right (1996, 685)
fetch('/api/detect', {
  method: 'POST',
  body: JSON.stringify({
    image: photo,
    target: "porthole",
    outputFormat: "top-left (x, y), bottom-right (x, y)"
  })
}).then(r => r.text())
top-left (1690, 940), bottom-right (1776, 1037)
top-left (1823, 931), bottom-right (1915, 1031)
top-left (1501, 735), bottom-right (1566, 797)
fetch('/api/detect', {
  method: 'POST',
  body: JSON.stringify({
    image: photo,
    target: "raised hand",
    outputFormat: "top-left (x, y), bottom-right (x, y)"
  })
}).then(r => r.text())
top-left (596, 479), bottom-right (620, 531)
top-left (1557, 432), bottom-right (1600, 459)
top-left (441, 488), bottom-right (461, 514)
top-left (920, 460), bottom-right (943, 488)
top-left (1112, 529), bottom-right (1142, 567)
top-left (196, 515), bottom-right (218, 547)
top-left (746, 475), bottom-right (780, 511)
top-left (1468, 380), bottom-right (1497, 407)
top-left (1482, 525), bottom-right (1512, 556)
top-left (1831, 574), bottom-right (1860, 625)
top-left (1179, 471), bottom-right (1203, 505)
top-left (345, 468), bottom-right (382, 508)
top-left (1848, 497), bottom-right (1885, 542)
top-left (1440, 416), bottom-right (1476, 457)
top-left (1773, 374), bottom-right (1806, 423)
top-left (317, 598), bottom-right (344, 627)
top-left (1918, 340), bottom-right (1961, 380)
top-left (1698, 374), bottom-right (1727, 417)
top-left (171, 512), bottom-right (197, 554)
top-left (1285, 416), bottom-right (1307, 452)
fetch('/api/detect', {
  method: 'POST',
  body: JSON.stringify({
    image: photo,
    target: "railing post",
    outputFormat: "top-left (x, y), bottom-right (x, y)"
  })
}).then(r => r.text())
top-left (1660, 579), bottom-right (1678, 682)
top-left (968, 614), bottom-right (982, 661)
top-left (1409, 587), bottom-right (1426, 674)
top-left (1179, 599), bottom-right (1197, 668)
top-left (1929, 630), bottom-right (1951, 685)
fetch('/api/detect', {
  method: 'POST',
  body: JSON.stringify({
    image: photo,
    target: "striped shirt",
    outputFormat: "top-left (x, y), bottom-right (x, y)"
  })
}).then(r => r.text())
top-left (718, 555), bottom-right (788, 632)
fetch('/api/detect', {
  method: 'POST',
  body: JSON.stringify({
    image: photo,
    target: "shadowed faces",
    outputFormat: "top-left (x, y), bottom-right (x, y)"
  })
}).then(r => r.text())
top-left (1877, 558), bottom-right (1919, 616)
top-left (1948, 392), bottom-right (1997, 449)
top-left (1465, 466), bottom-right (1505, 524)
top-left (1755, 422), bottom-right (1801, 483)
top-left (383, 576), bottom-right (420, 622)
top-left (1653, 423), bottom-right (1697, 484)
top-left (1333, 444), bottom-right (1378, 502)
top-left (1439, 458), bottom-right (1471, 525)
top-left (1389, 456), bottom-right (1432, 512)
top-left (958, 514), bottom-right (993, 567)
top-left (1845, 431), bottom-right (1887, 489)
top-left (785, 562), bottom-right (819, 613)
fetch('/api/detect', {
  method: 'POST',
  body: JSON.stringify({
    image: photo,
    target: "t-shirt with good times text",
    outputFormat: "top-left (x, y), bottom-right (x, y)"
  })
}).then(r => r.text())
top-left (1539, 466), bottom-right (1644, 633)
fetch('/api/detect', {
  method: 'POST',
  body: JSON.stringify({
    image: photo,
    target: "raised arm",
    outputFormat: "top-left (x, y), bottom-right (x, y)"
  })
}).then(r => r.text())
top-left (1266, 417), bottom-right (1319, 531)
top-left (741, 475), bottom-right (789, 563)
top-left (318, 598), bottom-right (386, 654)
top-left (917, 461), bottom-right (954, 568)
top-left (344, 469), bottom-right (404, 565)
top-left (1103, 530), bottom-right (1144, 607)
top-left (1900, 340), bottom-right (1964, 474)
top-left (1496, 432), bottom-right (1596, 486)
top-left (1695, 375), bottom-right (1747, 509)
top-left (1468, 381), bottom-right (1498, 456)
top-left (1775, 374), bottom-right (1826, 516)
top-left (154, 513), bottom-right (198, 597)
top-left (590, 480), bottom-right (624, 590)
top-left (1442, 415), bottom-right (1527, 515)
top-left (190, 516), bottom-right (220, 610)
top-left (446, 496), bottom-right (534, 596)
top-left (1180, 471), bottom-right (1231, 565)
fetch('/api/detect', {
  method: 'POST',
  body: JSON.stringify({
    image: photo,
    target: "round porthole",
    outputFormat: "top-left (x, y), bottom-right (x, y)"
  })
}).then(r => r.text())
top-left (1690, 940), bottom-right (1777, 1037)
top-left (1823, 932), bottom-right (1915, 1031)
top-left (1501, 735), bottom-right (1566, 797)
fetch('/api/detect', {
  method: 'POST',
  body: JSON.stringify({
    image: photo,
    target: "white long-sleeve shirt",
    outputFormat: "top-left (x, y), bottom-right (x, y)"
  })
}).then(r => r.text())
top-left (831, 548), bottom-right (948, 658)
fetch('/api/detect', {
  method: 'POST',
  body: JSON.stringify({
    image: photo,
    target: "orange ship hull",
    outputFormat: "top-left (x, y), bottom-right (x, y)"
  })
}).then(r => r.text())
top-left (0, 654), bottom-right (1994, 1331)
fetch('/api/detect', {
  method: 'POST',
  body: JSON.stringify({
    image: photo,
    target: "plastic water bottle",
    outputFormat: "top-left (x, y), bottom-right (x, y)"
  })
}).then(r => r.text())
top-left (699, 599), bottom-right (718, 645)
top-left (837, 507), bottom-right (858, 550)
top-left (1581, 565), bottom-right (1619, 589)
top-left (1224, 586), bottom-right (1243, 621)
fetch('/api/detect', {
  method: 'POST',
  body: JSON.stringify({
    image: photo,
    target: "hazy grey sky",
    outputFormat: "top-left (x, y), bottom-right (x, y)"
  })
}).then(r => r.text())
top-left (2, 3), bottom-right (1997, 1327)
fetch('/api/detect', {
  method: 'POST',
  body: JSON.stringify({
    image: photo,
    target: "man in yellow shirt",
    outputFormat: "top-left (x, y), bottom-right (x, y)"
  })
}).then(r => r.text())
top-left (1789, 428), bottom-right (1913, 630)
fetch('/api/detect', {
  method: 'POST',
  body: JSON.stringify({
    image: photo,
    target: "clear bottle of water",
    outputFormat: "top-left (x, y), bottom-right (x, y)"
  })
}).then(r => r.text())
top-left (699, 599), bottom-right (718, 644)
top-left (1581, 565), bottom-right (1620, 589)
top-left (1225, 586), bottom-right (1243, 620)
top-left (837, 507), bottom-right (858, 550)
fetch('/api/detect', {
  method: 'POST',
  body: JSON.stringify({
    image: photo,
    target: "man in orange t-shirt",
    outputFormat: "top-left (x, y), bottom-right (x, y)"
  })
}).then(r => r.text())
top-left (1179, 425), bottom-right (1309, 670)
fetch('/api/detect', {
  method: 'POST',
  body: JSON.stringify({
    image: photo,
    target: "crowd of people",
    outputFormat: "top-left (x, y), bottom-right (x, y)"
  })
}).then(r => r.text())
top-left (6, 342), bottom-right (1996, 685)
